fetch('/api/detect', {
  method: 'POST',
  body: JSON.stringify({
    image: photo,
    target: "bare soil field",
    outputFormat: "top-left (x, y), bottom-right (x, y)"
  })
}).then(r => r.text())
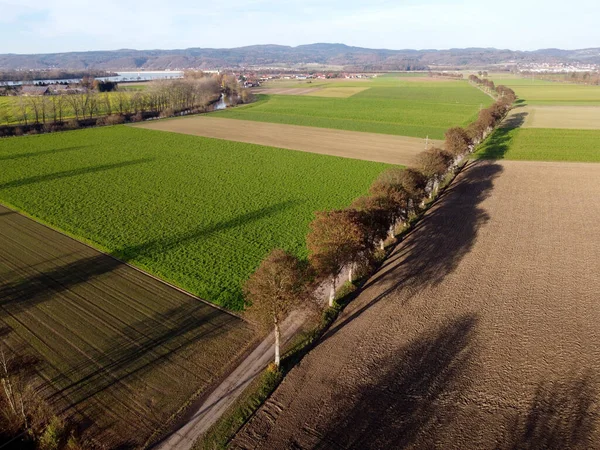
top-left (0, 204), bottom-right (254, 448)
top-left (232, 160), bottom-right (600, 449)
top-left (251, 87), bottom-right (324, 95)
top-left (505, 105), bottom-right (600, 129)
top-left (135, 117), bottom-right (441, 165)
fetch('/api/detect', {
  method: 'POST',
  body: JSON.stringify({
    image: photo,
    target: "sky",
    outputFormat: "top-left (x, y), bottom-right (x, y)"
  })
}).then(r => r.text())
top-left (1, 0), bottom-right (599, 54)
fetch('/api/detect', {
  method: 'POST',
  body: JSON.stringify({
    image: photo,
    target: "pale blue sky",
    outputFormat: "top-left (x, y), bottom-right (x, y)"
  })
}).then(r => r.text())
top-left (1, 0), bottom-right (598, 54)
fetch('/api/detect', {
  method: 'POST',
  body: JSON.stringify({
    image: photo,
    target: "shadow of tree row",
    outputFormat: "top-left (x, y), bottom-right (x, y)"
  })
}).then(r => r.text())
top-left (312, 315), bottom-right (599, 449)
top-left (322, 161), bottom-right (503, 343)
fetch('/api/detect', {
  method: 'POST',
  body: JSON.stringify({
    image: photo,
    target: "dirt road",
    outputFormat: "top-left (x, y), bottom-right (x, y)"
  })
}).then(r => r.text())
top-left (153, 310), bottom-right (308, 450)
top-left (134, 117), bottom-right (441, 166)
top-left (231, 160), bottom-right (600, 449)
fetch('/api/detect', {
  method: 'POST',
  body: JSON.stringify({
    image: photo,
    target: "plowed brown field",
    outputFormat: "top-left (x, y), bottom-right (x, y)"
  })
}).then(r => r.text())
top-left (135, 117), bottom-right (440, 165)
top-left (232, 160), bottom-right (600, 449)
top-left (0, 205), bottom-right (253, 448)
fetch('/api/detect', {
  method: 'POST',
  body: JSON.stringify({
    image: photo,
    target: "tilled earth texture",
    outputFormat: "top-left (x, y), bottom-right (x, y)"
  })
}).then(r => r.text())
top-left (232, 160), bottom-right (600, 450)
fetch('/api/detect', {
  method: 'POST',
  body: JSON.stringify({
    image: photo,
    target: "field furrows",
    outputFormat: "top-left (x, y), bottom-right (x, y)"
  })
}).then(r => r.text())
top-left (232, 160), bottom-right (600, 449)
top-left (0, 204), bottom-right (254, 448)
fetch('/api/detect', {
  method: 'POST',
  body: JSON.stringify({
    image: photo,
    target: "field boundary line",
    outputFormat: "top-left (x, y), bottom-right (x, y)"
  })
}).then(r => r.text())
top-left (0, 202), bottom-right (246, 321)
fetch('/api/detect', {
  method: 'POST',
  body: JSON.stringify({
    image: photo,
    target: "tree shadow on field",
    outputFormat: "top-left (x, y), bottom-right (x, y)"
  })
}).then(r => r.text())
top-left (0, 158), bottom-right (154, 191)
top-left (0, 145), bottom-right (90, 162)
top-left (310, 314), bottom-right (479, 449)
top-left (475, 111), bottom-right (527, 160)
top-left (502, 111), bottom-right (529, 129)
top-left (113, 199), bottom-right (301, 262)
top-left (322, 161), bottom-right (502, 343)
top-left (0, 200), bottom-right (298, 316)
top-left (497, 370), bottom-right (599, 450)
top-left (48, 303), bottom-right (238, 428)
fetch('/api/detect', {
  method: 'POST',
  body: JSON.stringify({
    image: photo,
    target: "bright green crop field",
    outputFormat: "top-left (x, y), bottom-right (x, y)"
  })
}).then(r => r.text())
top-left (0, 126), bottom-right (390, 309)
top-left (475, 127), bottom-right (600, 162)
top-left (214, 80), bottom-right (491, 139)
top-left (490, 76), bottom-right (600, 105)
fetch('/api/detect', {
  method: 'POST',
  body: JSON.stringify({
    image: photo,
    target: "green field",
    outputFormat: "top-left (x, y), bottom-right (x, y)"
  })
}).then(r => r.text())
top-left (0, 126), bottom-right (389, 309)
top-left (475, 127), bottom-right (600, 162)
top-left (217, 80), bottom-right (491, 139)
top-left (490, 75), bottom-right (600, 105)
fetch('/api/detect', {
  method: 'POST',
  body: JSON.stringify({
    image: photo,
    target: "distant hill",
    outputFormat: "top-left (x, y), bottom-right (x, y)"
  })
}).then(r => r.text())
top-left (1, 44), bottom-right (599, 71)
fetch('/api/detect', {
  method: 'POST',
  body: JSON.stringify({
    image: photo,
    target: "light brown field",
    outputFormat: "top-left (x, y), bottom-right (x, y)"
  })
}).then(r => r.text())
top-left (303, 87), bottom-right (369, 98)
top-left (251, 87), bottom-right (324, 95)
top-left (232, 160), bottom-right (600, 449)
top-left (504, 105), bottom-right (600, 129)
top-left (135, 116), bottom-right (440, 165)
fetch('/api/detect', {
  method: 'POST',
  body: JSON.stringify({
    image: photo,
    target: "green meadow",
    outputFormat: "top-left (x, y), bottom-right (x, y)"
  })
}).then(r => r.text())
top-left (0, 126), bottom-right (390, 309)
top-left (214, 79), bottom-right (492, 139)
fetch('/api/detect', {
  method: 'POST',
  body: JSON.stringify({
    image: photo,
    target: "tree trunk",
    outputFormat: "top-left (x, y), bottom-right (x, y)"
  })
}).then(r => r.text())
top-left (380, 239), bottom-right (385, 250)
top-left (348, 264), bottom-right (353, 283)
top-left (329, 276), bottom-right (336, 307)
top-left (274, 318), bottom-right (281, 368)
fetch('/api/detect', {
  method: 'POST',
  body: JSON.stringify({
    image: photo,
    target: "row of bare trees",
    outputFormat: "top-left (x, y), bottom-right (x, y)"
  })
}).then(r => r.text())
top-left (0, 77), bottom-right (223, 128)
top-left (244, 85), bottom-right (516, 368)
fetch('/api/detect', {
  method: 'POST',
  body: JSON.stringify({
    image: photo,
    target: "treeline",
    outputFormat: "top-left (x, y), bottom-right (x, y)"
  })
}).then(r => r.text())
top-left (0, 69), bottom-right (116, 82)
top-left (428, 71), bottom-right (464, 79)
top-left (244, 84), bottom-right (517, 367)
top-left (520, 71), bottom-right (600, 86)
top-left (0, 77), bottom-right (256, 137)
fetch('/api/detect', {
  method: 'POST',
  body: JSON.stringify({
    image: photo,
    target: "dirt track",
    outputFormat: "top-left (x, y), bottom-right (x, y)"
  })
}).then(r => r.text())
top-left (135, 117), bottom-right (441, 165)
top-left (232, 160), bottom-right (600, 449)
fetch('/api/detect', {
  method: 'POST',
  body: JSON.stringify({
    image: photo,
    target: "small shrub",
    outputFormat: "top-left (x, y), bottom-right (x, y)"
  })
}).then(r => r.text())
top-left (335, 280), bottom-right (357, 301)
top-left (14, 127), bottom-right (24, 136)
top-left (66, 119), bottom-right (79, 130)
top-left (38, 416), bottom-right (65, 450)
top-left (95, 117), bottom-right (106, 126)
top-left (159, 108), bottom-right (174, 118)
top-left (43, 123), bottom-right (56, 133)
top-left (105, 114), bottom-right (125, 125)
top-left (130, 112), bottom-right (143, 123)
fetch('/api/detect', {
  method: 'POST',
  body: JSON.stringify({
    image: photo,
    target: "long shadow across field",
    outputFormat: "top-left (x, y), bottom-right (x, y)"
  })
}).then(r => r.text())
top-left (498, 371), bottom-right (599, 450)
top-left (475, 111), bottom-right (528, 160)
top-left (322, 161), bottom-right (503, 344)
top-left (315, 314), bottom-right (479, 449)
top-left (0, 145), bottom-right (90, 162)
top-left (0, 158), bottom-right (153, 190)
top-left (0, 200), bottom-right (298, 315)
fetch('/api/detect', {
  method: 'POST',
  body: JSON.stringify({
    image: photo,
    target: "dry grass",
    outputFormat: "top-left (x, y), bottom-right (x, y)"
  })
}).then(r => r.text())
top-left (505, 105), bottom-right (600, 130)
top-left (0, 204), bottom-right (254, 448)
top-left (231, 160), bottom-right (600, 449)
top-left (134, 116), bottom-right (442, 165)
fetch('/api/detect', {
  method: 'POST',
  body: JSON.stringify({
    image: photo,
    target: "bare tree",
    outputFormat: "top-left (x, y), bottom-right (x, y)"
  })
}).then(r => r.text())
top-left (244, 249), bottom-right (307, 367)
